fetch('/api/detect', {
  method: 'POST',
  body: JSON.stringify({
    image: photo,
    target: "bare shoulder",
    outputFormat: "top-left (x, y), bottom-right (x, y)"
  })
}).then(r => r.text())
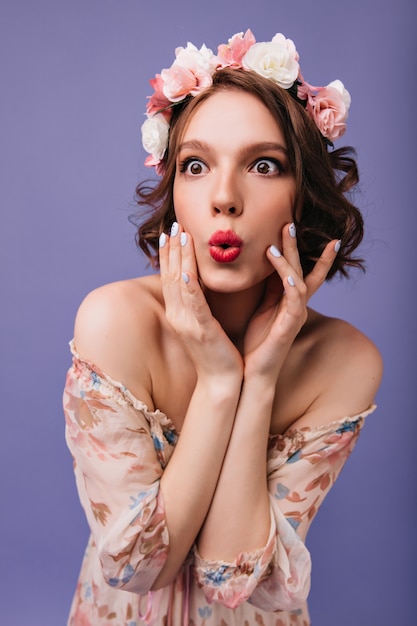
top-left (307, 308), bottom-right (383, 368)
top-left (73, 274), bottom-right (163, 405)
top-left (294, 308), bottom-right (383, 427)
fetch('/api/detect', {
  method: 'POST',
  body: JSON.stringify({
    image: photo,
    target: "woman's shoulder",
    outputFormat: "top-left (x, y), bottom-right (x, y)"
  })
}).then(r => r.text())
top-left (305, 308), bottom-right (382, 366)
top-left (73, 275), bottom-right (164, 405)
top-left (77, 274), bottom-right (161, 313)
top-left (74, 274), bottom-right (163, 333)
top-left (293, 308), bottom-right (383, 427)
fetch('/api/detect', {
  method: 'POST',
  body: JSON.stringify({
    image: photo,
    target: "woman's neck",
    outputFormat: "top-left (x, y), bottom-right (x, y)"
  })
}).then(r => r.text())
top-left (204, 281), bottom-right (267, 352)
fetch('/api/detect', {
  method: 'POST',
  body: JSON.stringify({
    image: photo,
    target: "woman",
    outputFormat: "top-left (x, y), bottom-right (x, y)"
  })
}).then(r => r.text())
top-left (64, 30), bottom-right (382, 625)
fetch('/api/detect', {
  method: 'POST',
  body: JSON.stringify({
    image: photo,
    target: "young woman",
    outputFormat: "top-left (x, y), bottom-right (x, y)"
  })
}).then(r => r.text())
top-left (64, 30), bottom-right (383, 626)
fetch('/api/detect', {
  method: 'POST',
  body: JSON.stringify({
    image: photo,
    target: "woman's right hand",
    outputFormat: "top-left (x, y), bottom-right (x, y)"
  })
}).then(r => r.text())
top-left (159, 222), bottom-right (243, 381)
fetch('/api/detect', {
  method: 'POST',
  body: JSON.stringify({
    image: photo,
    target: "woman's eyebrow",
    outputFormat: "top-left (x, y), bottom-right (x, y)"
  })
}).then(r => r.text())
top-left (177, 140), bottom-right (211, 153)
top-left (239, 142), bottom-right (288, 157)
top-left (178, 140), bottom-right (288, 156)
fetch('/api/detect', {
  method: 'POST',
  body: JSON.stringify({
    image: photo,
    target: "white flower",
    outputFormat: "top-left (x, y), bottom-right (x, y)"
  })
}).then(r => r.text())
top-left (327, 79), bottom-right (351, 111)
top-left (242, 33), bottom-right (299, 89)
top-left (141, 113), bottom-right (169, 162)
top-left (174, 42), bottom-right (219, 75)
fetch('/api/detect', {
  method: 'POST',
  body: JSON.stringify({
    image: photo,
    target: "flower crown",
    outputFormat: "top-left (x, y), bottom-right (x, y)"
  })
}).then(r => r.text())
top-left (141, 29), bottom-right (351, 174)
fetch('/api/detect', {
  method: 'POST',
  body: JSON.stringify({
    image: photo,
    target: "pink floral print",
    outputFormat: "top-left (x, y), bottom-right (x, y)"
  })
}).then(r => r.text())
top-left (64, 342), bottom-right (375, 625)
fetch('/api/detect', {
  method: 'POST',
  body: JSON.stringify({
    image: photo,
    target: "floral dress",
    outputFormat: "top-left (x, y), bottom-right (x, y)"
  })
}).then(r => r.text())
top-left (64, 342), bottom-right (375, 626)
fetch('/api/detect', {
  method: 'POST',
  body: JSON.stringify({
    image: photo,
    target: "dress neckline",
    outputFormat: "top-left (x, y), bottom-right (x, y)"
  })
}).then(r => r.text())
top-left (68, 339), bottom-right (376, 441)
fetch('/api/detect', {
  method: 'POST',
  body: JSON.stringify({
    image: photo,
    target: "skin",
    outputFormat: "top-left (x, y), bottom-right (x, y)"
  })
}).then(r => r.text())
top-left (74, 90), bottom-right (383, 591)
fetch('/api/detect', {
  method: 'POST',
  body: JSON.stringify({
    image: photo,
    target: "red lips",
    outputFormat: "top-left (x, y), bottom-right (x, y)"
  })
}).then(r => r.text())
top-left (208, 230), bottom-right (243, 263)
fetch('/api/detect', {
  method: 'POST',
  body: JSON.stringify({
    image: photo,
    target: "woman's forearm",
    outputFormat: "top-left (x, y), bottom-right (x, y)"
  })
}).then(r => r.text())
top-left (196, 377), bottom-right (275, 562)
top-left (152, 372), bottom-right (242, 589)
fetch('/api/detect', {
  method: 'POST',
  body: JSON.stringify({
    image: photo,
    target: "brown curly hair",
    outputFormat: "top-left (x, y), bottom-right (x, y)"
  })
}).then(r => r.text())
top-left (133, 68), bottom-right (364, 279)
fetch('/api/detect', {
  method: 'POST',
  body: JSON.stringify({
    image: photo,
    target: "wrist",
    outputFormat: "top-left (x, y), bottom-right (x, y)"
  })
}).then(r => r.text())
top-left (243, 363), bottom-right (283, 389)
top-left (241, 375), bottom-right (276, 404)
top-left (243, 345), bottom-right (290, 385)
top-left (194, 371), bottom-right (243, 400)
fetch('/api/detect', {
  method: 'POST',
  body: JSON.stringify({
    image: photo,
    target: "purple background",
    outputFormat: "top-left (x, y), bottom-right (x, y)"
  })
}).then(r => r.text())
top-left (1, 0), bottom-right (415, 623)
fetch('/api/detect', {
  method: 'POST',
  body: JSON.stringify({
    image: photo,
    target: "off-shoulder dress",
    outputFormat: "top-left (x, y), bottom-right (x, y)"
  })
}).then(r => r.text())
top-left (64, 342), bottom-right (375, 626)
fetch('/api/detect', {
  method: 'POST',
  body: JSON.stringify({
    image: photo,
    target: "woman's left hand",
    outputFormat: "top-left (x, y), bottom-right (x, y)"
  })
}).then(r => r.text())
top-left (243, 223), bottom-right (340, 381)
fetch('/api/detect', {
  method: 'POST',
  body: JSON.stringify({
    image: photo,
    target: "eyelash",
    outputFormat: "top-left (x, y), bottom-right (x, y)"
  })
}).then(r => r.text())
top-left (250, 158), bottom-right (284, 176)
top-left (178, 158), bottom-right (207, 175)
top-left (178, 157), bottom-right (285, 176)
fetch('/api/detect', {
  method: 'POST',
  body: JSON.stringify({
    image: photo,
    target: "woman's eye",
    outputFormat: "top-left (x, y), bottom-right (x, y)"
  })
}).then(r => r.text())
top-left (180, 159), bottom-right (208, 176)
top-left (251, 159), bottom-right (281, 176)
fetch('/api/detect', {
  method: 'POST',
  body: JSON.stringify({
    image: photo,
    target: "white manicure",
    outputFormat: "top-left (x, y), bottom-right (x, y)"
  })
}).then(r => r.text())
top-left (289, 223), bottom-right (296, 238)
top-left (287, 275), bottom-right (296, 287)
top-left (180, 232), bottom-right (188, 247)
top-left (159, 233), bottom-right (167, 248)
top-left (269, 245), bottom-right (282, 258)
top-left (171, 222), bottom-right (179, 236)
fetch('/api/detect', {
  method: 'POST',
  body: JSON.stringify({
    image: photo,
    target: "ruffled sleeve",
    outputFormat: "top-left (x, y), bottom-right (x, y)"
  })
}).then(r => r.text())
top-left (63, 346), bottom-right (177, 595)
top-left (193, 506), bottom-right (310, 611)
top-left (194, 407), bottom-right (375, 612)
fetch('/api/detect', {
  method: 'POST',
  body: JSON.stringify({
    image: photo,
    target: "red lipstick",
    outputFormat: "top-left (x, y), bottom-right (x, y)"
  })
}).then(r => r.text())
top-left (208, 230), bottom-right (243, 263)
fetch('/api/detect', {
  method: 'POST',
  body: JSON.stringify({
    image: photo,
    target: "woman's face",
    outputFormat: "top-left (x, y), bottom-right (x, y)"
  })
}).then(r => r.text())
top-left (173, 89), bottom-right (296, 294)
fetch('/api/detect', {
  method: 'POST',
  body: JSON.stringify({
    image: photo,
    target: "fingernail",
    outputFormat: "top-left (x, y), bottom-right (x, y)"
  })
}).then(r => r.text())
top-left (334, 240), bottom-right (341, 253)
top-left (171, 222), bottom-right (179, 237)
top-left (180, 232), bottom-right (188, 247)
top-left (287, 275), bottom-right (295, 287)
top-left (181, 272), bottom-right (189, 284)
top-left (289, 223), bottom-right (297, 238)
top-left (159, 232), bottom-right (167, 248)
top-left (269, 245), bottom-right (282, 258)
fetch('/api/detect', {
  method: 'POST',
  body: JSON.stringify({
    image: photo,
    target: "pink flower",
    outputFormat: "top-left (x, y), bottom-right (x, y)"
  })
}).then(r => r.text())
top-left (308, 80), bottom-right (351, 142)
top-left (161, 42), bottom-right (219, 102)
top-left (217, 29), bottom-right (256, 68)
top-left (144, 154), bottom-right (166, 176)
top-left (161, 64), bottom-right (202, 101)
top-left (144, 154), bottom-right (160, 168)
top-left (146, 73), bottom-right (172, 118)
top-left (296, 74), bottom-right (316, 102)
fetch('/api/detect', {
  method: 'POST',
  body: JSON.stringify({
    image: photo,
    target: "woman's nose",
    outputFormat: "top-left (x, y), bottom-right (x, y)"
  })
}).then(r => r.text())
top-left (211, 170), bottom-right (243, 216)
